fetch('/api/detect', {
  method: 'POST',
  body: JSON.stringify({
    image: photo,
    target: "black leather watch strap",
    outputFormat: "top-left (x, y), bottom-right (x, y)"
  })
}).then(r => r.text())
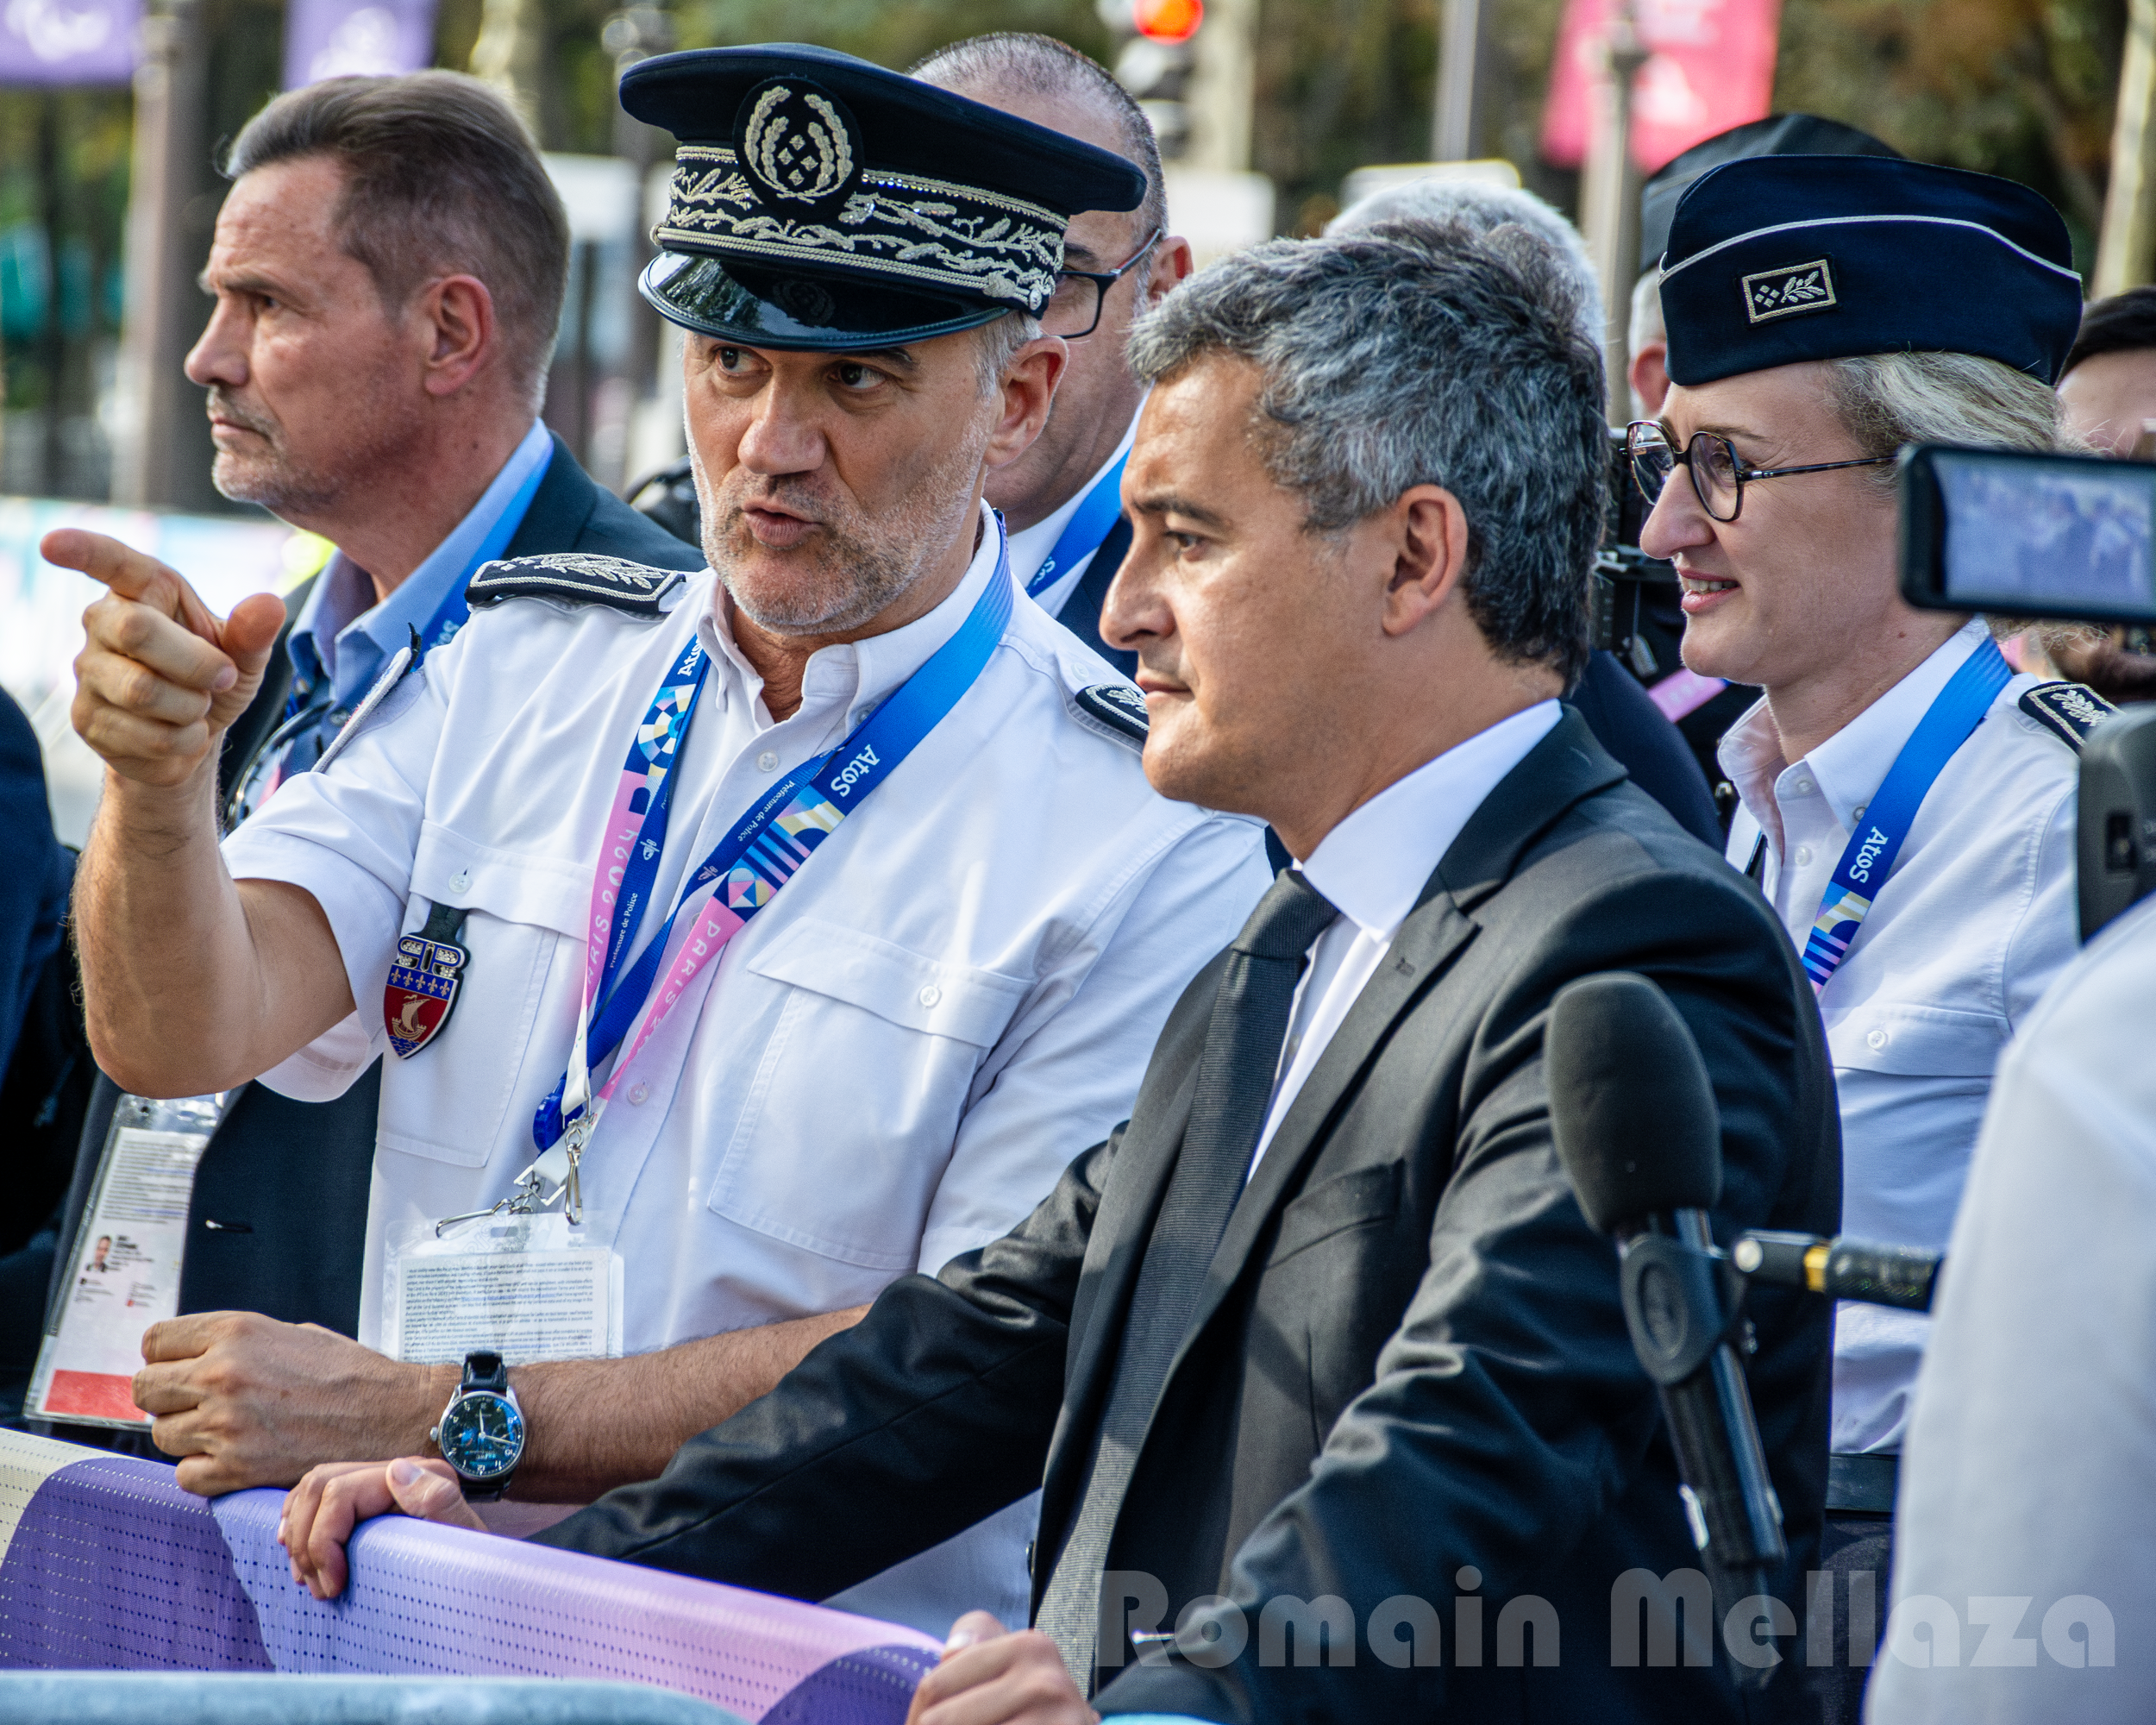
top-left (461, 1349), bottom-right (508, 1393)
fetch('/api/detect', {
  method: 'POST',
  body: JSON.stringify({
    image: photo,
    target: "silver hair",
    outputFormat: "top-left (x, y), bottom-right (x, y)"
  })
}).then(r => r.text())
top-left (1328, 178), bottom-right (1603, 352)
top-left (974, 310), bottom-right (1044, 395)
top-left (911, 34), bottom-right (1169, 243)
top-left (1126, 221), bottom-right (1606, 683)
top-left (1825, 351), bottom-right (2067, 500)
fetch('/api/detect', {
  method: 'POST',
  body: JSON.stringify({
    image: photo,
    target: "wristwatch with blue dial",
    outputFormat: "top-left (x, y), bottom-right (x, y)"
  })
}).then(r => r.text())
top-left (430, 1350), bottom-right (524, 1500)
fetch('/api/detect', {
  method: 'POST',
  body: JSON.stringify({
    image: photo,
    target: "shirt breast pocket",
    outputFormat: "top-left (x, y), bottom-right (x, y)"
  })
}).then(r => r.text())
top-left (1827, 1004), bottom-right (2007, 1081)
top-left (373, 825), bottom-right (585, 1170)
top-left (706, 918), bottom-right (1029, 1270)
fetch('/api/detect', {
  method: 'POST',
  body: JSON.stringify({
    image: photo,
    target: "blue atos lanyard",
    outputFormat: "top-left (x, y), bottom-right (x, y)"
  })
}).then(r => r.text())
top-left (514, 524), bottom-right (1018, 1218)
top-left (1801, 637), bottom-right (2012, 990)
top-left (1024, 454), bottom-right (1127, 600)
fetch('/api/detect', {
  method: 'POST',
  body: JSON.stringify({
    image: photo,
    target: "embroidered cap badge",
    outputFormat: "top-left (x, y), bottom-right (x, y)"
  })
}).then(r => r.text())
top-left (733, 78), bottom-right (862, 217)
top-left (1741, 259), bottom-right (1839, 324)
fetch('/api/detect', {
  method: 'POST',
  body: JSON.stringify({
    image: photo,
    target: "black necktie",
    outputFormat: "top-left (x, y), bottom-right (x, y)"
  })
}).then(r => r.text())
top-left (1037, 869), bottom-right (1341, 1688)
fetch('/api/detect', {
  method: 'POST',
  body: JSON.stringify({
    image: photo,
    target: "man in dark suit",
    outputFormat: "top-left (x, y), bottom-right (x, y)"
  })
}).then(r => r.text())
top-left (41, 72), bottom-right (699, 1450)
top-left (283, 222), bottom-right (1835, 1721)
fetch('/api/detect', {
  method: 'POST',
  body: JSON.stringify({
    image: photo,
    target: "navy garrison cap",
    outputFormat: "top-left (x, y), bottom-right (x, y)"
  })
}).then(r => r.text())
top-left (1639, 114), bottom-right (1899, 276)
top-left (623, 44), bottom-right (1147, 351)
top-left (1659, 155), bottom-right (2084, 387)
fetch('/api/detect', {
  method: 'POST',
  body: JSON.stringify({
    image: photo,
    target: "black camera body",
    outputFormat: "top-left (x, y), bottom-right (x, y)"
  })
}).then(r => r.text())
top-left (1597, 430), bottom-right (1758, 816)
top-left (1899, 442), bottom-right (2156, 939)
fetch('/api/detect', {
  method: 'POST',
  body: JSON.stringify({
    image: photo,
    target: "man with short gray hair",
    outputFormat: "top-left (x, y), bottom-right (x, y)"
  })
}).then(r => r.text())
top-left (42, 70), bottom-right (700, 1431)
top-left (284, 218), bottom-right (1836, 1723)
top-left (1327, 178), bottom-right (1721, 844)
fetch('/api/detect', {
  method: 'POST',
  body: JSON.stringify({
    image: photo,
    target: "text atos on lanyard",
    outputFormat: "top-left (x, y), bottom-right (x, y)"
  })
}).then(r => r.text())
top-left (1799, 636), bottom-right (2012, 992)
top-left (424, 520), bottom-right (1018, 1233)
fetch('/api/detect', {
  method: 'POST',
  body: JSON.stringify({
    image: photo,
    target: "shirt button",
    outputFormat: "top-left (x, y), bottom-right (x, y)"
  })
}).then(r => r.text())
top-left (756, 750), bottom-right (778, 772)
top-left (449, 870), bottom-right (472, 894)
top-left (1793, 846), bottom-right (1812, 867)
top-left (1793, 777), bottom-right (1814, 794)
top-left (627, 1082), bottom-right (650, 1106)
top-left (1866, 1028), bottom-right (1889, 1051)
top-left (918, 984), bottom-right (942, 1008)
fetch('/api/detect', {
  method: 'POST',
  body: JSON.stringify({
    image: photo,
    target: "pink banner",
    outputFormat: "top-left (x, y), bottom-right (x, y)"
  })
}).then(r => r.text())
top-left (1541, 0), bottom-right (1782, 174)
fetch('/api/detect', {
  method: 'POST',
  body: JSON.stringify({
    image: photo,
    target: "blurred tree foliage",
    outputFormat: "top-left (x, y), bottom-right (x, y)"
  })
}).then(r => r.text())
top-left (0, 93), bottom-right (133, 415)
top-left (679, 0), bottom-right (1114, 70)
top-left (649, 0), bottom-right (2125, 263)
top-left (438, 0), bottom-right (621, 150)
top-left (1775, 0), bottom-right (2124, 267)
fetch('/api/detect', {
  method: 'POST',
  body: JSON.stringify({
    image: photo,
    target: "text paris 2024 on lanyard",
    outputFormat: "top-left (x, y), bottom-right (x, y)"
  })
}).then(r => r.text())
top-left (380, 525), bottom-right (1017, 1366)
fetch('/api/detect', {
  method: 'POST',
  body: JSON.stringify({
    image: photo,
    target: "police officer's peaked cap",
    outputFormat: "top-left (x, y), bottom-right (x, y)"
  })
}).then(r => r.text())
top-left (1639, 114), bottom-right (1900, 276)
top-left (624, 44), bottom-right (1148, 352)
top-left (1658, 155), bottom-right (2084, 389)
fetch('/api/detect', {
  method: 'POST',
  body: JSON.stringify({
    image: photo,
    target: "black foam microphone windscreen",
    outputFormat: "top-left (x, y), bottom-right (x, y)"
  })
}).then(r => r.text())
top-left (1548, 971), bottom-right (1722, 1234)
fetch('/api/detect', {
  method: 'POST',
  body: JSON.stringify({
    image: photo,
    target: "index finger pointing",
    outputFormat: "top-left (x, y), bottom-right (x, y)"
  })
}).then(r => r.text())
top-left (42, 530), bottom-right (216, 635)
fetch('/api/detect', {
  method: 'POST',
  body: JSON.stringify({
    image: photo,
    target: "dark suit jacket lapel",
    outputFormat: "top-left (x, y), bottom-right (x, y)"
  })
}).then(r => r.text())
top-left (1175, 706), bottom-right (1628, 1354)
top-left (499, 433), bottom-right (595, 561)
top-left (1050, 1055), bottom-right (1200, 1440)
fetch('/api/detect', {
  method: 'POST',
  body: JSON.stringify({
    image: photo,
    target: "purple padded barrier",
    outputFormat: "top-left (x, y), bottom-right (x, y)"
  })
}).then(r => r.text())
top-left (0, 1433), bottom-right (937, 1722)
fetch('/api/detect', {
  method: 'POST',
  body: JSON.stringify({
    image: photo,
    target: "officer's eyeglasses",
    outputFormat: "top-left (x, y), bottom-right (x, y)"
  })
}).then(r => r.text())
top-left (1626, 420), bottom-right (1891, 524)
top-left (1040, 226), bottom-right (1166, 341)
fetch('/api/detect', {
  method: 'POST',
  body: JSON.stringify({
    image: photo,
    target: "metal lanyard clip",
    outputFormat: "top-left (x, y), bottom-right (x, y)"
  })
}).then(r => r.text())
top-left (442, 1107), bottom-right (596, 1238)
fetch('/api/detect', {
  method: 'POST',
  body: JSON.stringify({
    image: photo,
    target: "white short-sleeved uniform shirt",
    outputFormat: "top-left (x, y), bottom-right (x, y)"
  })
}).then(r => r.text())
top-left (222, 524), bottom-right (1271, 1630)
top-left (1720, 618), bottom-right (2081, 1455)
top-left (1877, 892), bottom-right (2156, 1724)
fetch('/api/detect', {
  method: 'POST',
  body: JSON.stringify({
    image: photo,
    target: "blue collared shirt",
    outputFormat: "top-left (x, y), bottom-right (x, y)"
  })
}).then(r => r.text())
top-left (287, 419), bottom-right (554, 711)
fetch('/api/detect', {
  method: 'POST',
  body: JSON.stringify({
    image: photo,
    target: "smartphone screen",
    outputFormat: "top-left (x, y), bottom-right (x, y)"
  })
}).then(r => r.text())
top-left (1927, 448), bottom-right (2156, 618)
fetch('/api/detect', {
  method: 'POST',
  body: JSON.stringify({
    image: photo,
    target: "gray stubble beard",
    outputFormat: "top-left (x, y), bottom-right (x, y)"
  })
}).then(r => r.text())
top-left (687, 417), bottom-right (993, 638)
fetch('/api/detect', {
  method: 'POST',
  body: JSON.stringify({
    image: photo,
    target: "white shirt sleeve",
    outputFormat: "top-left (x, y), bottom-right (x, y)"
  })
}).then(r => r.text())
top-left (2001, 771), bottom-right (2080, 1032)
top-left (1876, 895), bottom-right (2156, 1722)
top-left (220, 649), bottom-right (454, 1096)
top-left (912, 812), bottom-right (1270, 1275)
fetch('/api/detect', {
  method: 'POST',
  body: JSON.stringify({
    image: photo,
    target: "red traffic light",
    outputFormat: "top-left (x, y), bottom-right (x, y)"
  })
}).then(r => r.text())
top-left (1132, 0), bottom-right (1202, 43)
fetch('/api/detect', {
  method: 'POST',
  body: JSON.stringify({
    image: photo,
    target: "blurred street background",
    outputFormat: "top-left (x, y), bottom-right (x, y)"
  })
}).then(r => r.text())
top-left (1, 0), bottom-right (2148, 841)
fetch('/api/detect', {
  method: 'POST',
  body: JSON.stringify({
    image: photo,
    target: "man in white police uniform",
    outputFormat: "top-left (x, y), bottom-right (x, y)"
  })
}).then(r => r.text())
top-left (1634, 154), bottom-right (2106, 1697)
top-left (45, 72), bottom-right (703, 1383)
top-left (55, 45), bottom-right (1269, 1634)
top-left (912, 34), bottom-right (1192, 679)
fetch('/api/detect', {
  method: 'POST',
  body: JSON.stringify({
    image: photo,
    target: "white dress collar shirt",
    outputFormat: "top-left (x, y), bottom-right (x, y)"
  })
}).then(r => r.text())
top-left (1003, 407), bottom-right (1141, 622)
top-left (1720, 617), bottom-right (2081, 1454)
top-left (1250, 699), bottom-right (1564, 1176)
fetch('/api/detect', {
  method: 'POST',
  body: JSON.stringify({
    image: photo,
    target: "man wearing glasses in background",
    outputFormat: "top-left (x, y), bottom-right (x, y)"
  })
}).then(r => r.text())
top-left (1633, 154), bottom-right (2102, 1705)
top-left (912, 34), bottom-right (1192, 679)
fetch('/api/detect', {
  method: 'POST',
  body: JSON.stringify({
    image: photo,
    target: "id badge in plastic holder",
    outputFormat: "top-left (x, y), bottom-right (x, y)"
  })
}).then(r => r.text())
top-left (27, 1092), bottom-right (231, 1427)
top-left (382, 1212), bottom-right (625, 1364)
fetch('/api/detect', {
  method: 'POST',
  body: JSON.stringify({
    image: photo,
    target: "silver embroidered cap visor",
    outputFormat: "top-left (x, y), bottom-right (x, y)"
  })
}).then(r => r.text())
top-left (622, 45), bottom-right (1145, 352)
